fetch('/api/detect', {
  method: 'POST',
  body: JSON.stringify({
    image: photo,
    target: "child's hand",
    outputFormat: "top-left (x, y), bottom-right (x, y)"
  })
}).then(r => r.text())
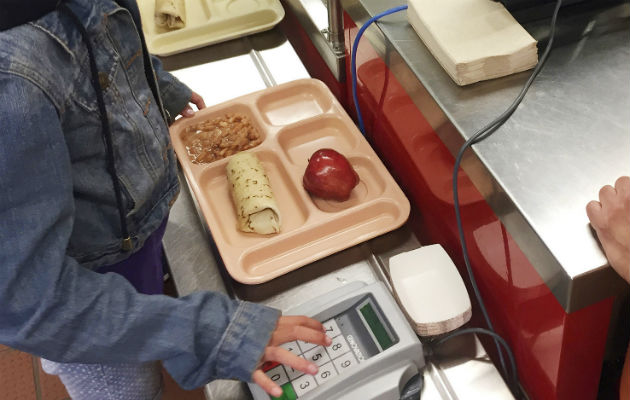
top-left (179, 91), bottom-right (206, 118)
top-left (252, 316), bottom-right (332, 397)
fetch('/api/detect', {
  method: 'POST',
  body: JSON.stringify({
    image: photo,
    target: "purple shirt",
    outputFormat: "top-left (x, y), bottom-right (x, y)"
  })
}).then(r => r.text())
top-left (97, 218), bottom-right (168, 295)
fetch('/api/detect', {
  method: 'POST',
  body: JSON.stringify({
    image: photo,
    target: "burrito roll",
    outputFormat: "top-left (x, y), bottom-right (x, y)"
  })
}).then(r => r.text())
top-left (226, 152), bottom-right (281, 235)
top-left (155, 0), bottom-right (186, 29)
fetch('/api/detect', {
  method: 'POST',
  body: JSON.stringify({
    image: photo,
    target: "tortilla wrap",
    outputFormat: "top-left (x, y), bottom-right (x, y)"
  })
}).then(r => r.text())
top-left (226, 152), bottom-right (280, 234)
top-left (155, 0), bottom-right (186, 29)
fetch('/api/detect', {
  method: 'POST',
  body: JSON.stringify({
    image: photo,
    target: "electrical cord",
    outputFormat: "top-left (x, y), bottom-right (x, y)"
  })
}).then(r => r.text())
top-left (350, 1), bottom-right (563, 398)
top-left (467, 1), bottom-right (563, 146)
top-left (427, 327), bottom-right (518, 388)
top-left (451, 0), bottom-right (562, 396)
top-left (351, 4), bottom-right (408, 135)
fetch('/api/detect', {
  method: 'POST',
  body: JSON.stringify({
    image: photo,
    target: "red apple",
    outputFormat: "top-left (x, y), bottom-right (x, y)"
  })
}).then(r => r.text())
top-left (303, 149), bottom-right (359, 201)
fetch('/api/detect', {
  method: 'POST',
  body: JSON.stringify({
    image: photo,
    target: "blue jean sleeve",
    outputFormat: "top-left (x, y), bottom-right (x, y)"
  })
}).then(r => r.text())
top-left (151, 55), bottom-right (192, 120)
top-left (0, 75), bottom-right (279, 389)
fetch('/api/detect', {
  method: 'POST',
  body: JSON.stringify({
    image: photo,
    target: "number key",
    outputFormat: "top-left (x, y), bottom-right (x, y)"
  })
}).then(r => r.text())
top-left (292, 374), bottom-right (317, 397)
top-left (285, 356), bottom-right (306, 380)
top-left (297, 340), bottom-right (317, 353)
top-left (314, 362), bottom-right (338, 385)
top-left (280, 341), bottom-right (301, 356)
top-left (304, 346), bottom-right (331, 367)
top-left (322, 319), bottom-right (341, 338)
top-left (333, 351), bottom-right (358, 372)
top-left (265, 365), bottom-right (288, 387)
top-left (326, 335), bottom-right (350, 359)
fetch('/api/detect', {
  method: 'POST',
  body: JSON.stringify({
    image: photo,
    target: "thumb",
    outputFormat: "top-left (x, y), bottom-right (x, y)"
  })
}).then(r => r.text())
top-left (181, 105), bottom-right (194, 118)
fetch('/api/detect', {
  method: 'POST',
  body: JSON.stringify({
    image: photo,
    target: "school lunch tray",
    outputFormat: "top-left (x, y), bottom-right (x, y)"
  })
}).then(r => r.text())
top-left (169, 79), bottom-right (410, 284)
top-left (137, 0), bottom-right (285, 56)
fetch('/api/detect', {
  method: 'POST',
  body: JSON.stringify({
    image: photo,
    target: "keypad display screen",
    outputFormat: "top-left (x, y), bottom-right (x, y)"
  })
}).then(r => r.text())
top-left (263, 295), bottom-right (398, 400)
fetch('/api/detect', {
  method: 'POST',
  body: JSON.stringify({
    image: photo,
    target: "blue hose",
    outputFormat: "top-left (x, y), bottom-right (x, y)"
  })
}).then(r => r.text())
top-left (350, 4), bottom-right (408, 135)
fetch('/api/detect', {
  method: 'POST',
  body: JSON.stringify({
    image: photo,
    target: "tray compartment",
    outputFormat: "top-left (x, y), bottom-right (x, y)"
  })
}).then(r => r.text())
top-left (277, 115), bottom-right (359, 165)
top-left (195, 150), bottom-right (308, 247)
top-left (308, 156), bottom-right (387, 213)
top-left (240, 201), bottom-right (403, 281)
top-left (223, 0), bottom-right (265, 14)
top-left (175, 103), bottom-right (268, 166)
top-left (151, 0), bottom-right (211, 36)
top-left (256, 81), bottom-right (332, 126)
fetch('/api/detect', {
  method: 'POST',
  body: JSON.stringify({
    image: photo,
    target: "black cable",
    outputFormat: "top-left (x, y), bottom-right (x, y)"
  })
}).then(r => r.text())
top-left (470, 0), bottom-right (563, 145)
top-left (430, 327), bottom-right (518, 392)
top-left (451, 0), bottom-right (563, 396)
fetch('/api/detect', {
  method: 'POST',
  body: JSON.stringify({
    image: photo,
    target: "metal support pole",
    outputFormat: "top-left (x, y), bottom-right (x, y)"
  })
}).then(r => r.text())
top-left (327, 0), bottom-right (345, 55)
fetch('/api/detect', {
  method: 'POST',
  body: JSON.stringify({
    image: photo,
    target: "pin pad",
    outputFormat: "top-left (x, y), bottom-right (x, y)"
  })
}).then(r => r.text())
top-left (248, 281), bottom-right (424, 400)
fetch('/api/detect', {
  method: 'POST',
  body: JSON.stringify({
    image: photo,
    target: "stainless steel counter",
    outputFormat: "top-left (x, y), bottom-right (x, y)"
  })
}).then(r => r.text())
top-left (160, 25), bottom-right (513, 400)
top-left (339, 0), bottom-right (630, 312)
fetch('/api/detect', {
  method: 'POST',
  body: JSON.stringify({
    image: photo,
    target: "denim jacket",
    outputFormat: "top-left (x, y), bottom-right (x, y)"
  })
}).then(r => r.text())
top-left (0, 0), bottom-right (279, 389)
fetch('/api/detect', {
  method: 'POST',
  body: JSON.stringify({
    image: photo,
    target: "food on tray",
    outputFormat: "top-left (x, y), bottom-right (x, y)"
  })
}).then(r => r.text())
top-left (226, 152), bottom-right (280, 235)
top-left (303, 148), bottom-right (359, 201)
top-left (182, 113), bottom-right (263, 164)
top-left (155, 0), bottom-right (186, 29)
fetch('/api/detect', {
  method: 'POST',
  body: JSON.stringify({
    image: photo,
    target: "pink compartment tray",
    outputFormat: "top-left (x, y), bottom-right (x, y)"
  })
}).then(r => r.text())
top-left (169, 79), bottom-right (410, 284)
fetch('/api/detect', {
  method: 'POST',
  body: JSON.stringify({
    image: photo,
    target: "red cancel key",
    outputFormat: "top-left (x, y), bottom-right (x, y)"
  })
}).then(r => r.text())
top-left (261, 361), bottom-right (280, 372)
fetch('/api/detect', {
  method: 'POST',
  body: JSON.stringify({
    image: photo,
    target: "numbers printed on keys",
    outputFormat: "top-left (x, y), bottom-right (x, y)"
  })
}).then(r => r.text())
top-left (333, 351), bottom-right (358, 372)
top-left (304, 346), bottom-right (331, 367)
top-left (280, 340), bottom-right (301, 356)
top-left (285, 356), bottom-right (306, 381)
top-left (264, 365), bottom-right (288, 387)
top-left (292, 374), bottom-right (317, 397)
top-left (326, 335), bottom-right (350, 358)
top-left (322, 319), bottom-right (341, 338)
top-left (314, 362), bottom-right (338, 385)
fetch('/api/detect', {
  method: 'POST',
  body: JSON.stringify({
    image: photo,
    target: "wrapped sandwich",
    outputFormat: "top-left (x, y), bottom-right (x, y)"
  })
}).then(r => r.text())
top-left (226, 152), bottom-right (280, 235)
top-left (155, 0), bottom-right (186, 29)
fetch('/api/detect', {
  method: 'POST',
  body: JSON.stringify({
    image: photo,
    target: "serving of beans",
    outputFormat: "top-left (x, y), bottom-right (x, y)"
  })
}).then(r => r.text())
top-left (182, 113), bottom-right (263, 164)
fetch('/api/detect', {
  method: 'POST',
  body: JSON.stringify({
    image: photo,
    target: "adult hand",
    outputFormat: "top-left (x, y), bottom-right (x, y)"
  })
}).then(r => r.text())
top-left (179, 91), bottom-right (206, 118)
top-left (586, 176), bottom-right (630, 284)
top-left (253, 316), bottom-right (332, 398)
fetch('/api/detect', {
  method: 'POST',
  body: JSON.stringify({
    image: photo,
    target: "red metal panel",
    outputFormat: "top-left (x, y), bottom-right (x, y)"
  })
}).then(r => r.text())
top-left (340, 18), bottom-right (614, 399)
